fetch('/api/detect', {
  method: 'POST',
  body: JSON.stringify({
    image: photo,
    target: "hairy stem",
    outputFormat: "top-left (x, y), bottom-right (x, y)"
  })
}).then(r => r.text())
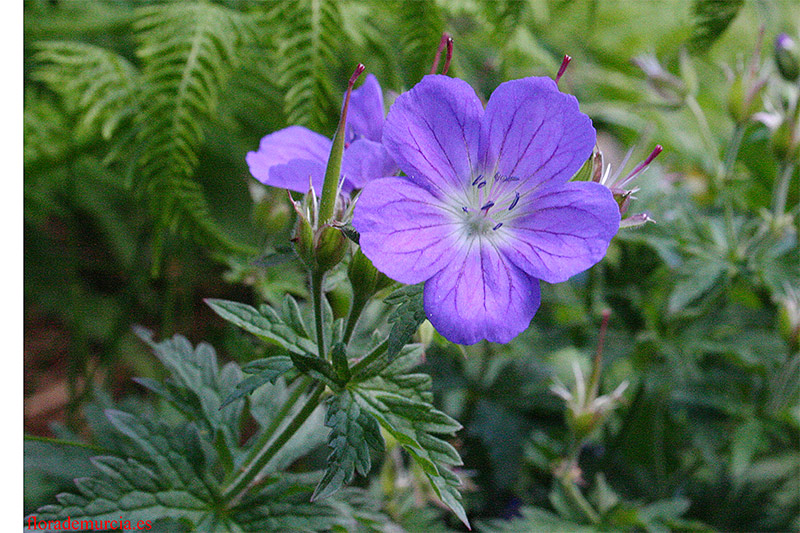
top-left (773, 161), bottom-right (796, 217)
top-left (223, 383), bottom-right (324, 504)
top-left (342, 294), bottom-right (368, 345)
top-left (312, 271), bottom-right (326, 359)
top-left (349, 337), bottom-right (390, 377)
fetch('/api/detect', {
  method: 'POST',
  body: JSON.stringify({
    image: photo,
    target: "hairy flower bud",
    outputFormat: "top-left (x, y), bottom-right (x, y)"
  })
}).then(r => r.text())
top-left (315, 224), bottom-right (348, 272)
top-left (775, 33), bottom-right (800, 82)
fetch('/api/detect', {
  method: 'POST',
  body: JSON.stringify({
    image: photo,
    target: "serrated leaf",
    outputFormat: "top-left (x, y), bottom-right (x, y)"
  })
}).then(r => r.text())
top-left (205, 299), bottom-right (317, 355)
top-left (351, 356), bottom-right (468, 528)
top-left (312, 391), bottom-right (384, 501)
top-left (220, 356), bottom-right (293, 408)
top-left (330, 342), bottom-right (351, 383)
top-left (353, 283), bottom-right (426, 381)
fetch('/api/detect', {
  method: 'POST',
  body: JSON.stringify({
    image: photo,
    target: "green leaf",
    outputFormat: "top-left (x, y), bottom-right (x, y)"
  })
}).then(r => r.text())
top-left (351, 350), bottom-right (468, 528)
top-left (312, 391), bottom-right (384, 501)
top-left (26, 412), bottom-right (215, 529)
top-left (220, 356), bottom-right (293, 408)
top-left (330, 342), bottom-right (351, 383)
top-left (289, 352), bottom-right (342, 390)
top-left (667, 257), bottom-right (726, 313)
top-left (688, 0), bottom-right (744, 53)
top-left (353, 283), bottom-right (427, 380)
top-left (205, 299), bottom-right (317, 355)
top-left (133, 328), bottom-right (243, 450)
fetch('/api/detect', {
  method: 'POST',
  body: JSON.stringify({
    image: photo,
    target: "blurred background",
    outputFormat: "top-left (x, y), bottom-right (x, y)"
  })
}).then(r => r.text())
top-left (25, 0), bottom-right (799, 530)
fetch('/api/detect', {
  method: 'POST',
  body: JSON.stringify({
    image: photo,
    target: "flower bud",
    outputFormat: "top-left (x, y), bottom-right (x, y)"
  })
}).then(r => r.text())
top-left (775, 33), bottom-right (800, 82)
top-left (314, 224), bottom-right (348, 272)
top-left (772, 118), bottom-right (799, 162)
top-left (728, 76), bottom-right (767, 125)
top-left (291, 208), bottom-right (315, 268)
top-left (348, 247), bottom-right (379, 297)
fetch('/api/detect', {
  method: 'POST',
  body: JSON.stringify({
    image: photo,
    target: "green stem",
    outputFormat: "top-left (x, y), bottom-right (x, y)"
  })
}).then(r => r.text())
top-left (232, 376), bottom-right (312, 481)
top-left (350, 337), bottom-right (390, 377)
top-left (559, 477), bottom-right (601, 524)
top-left (722, 124), bottom-right (745, 183)
top-left (223, 383), bottom-right (324, 504)
top-left (312, 271), bottom-right (326, 359)
top-left (772, 162), bottom-right (796, 217)
top-left (686, 95), bottom-right (721, 175)
top-left (343, 294), bottom-right (368, 345)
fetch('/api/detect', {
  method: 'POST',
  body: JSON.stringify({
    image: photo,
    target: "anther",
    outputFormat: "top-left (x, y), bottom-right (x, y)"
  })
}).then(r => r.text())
top-left (492, 222), bottom-right (503, 231)
top-left (508, 192), bottom-right (520, 210)
top-left (503, 176), bottom-right (519, 182)
top-left (472, 174), bottom-right (484, 186)
top-left (481, 201), bottom-right (495, 211)
top-left (461, 206), bottom-right (469, 213)
top-left (476, 181), bottom-right (487, 189)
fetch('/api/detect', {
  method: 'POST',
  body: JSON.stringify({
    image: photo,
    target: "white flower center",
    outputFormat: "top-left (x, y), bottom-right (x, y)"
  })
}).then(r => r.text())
top-left (450, 171), bottom-right (525, 241)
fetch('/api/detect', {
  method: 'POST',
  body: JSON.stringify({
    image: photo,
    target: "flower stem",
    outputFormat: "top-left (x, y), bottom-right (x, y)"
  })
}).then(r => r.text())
top-left (312, 271), bottom-right (326, 359)
top-left (772, 161), bottom-right (796, 217)
top-left (349, 337), bottom-right (389, 377)
top-left (223, 382), bottom-right (324, 504)
top-left (343, 293), bottom-right (368, 345)
top-left (559, 477), bottom-right (600, 524)
top-left (234, 376), bottom-right (312, 477)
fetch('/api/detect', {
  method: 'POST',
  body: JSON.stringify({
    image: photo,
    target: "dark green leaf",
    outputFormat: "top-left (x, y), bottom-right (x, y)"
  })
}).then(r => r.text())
top-left (220, 356), bottom-right (293, 408)
top-left (312, 391), bottom-right (384, 501)
top-left (688, 0), bottom-right (744, 53)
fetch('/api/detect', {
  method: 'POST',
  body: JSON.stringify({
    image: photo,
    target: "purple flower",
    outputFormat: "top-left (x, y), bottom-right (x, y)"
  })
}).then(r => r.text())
top-left (246, 74), bottom-right (397, 194)
top-left (352, 75), bottom-right (620, 345)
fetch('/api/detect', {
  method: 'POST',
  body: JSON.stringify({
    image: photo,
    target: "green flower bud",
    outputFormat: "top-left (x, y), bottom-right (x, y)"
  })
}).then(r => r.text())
top-left (291, 210), bottom-right (315, 268)
top-left (775, 33), bottom-right (800, 82)
top-left (772, 118), bottom-right (799, 162)
top-left (728, 76), bottom-right (767, 125)
top-left (348, 247), bottom-right (379, 297)
top-left (314, 224), bottom-right (348, 272)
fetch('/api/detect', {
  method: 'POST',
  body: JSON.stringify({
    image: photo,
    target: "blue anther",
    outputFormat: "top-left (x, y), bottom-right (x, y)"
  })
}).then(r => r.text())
top-left (508, 192), bottom-right (520, 210)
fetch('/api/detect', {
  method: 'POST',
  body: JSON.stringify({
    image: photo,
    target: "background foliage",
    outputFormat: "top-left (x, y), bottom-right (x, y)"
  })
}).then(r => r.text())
top-left (25, 0), bottom-right (799, 531)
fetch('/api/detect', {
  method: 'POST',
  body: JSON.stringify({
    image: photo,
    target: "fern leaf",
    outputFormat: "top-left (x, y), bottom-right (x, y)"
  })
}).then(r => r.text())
top-left (266, 0), bottom-right (341, 129)
top-left (31, 41), bottom-right (139, 139)
top-left (132, 3), bottom-right (256, 256)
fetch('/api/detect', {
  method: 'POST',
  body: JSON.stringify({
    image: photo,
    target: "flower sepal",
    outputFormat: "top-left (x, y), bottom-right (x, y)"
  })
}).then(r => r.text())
top-left (290, 187), bottom-right (350, 274)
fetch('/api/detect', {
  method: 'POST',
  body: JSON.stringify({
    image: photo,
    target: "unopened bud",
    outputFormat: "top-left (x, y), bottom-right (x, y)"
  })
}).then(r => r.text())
top-left (348, 247), bottom-right (379, 297)
top-left (292, 210), bottom-right (315, 268)
top-left (772, 118), bottom-right (799, 162)
top-left (315, 225), bottom-right (348, 272)
top-left (775, 33), bottom-right (800, 82)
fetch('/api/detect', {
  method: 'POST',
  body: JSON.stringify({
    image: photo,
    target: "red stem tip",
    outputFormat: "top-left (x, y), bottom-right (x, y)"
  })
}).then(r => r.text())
top-left (556, 54), bottom-right (572, 84)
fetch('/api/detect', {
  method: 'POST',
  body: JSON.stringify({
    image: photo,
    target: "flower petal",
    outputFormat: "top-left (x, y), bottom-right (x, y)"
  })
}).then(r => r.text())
top-left (269, 159), bottom-right (326, 194)
top-left (246, 125), bottom-right (331, 188)
top-left (479, 77), bottom-right (595, 192)
top-left (382, 75), bottom-right (483, 196)
top-left (353, 177), bottom-right (459, 284)
top-left (502, 181), bottom-right (619, 283)
top-left (423, 241), bottom-right (541, 345)
top-left (341, 139), bottom-right (398, 190)
top-left (346, 73), bottom-right (385, 143)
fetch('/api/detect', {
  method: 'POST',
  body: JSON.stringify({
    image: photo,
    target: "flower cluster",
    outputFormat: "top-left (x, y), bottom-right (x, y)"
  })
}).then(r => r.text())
top-left (248, 71), bottom-right (623, 345)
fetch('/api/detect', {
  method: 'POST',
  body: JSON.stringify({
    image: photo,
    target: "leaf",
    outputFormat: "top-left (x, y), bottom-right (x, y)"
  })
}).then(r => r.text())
top-left (688, 0), bottom-right (744, 53)
top-left (289, 352), bottom-right (342, 390)
top-left (351, 350), bottom-right (468, 528)
top-left (353, 283), bottom-right (427, 381)
top-left (312, 391), bottom-right (384, 501)
top-left (220, 356), bottom-right (294, 408)
top-left (667, 257), bottom-right (726, 313)
top-left (26, 412), bottom-right (215, 530)
top-left (133, 328), bottom-right (243, 450)
top-left (205, 299), bottom-right (317, 355)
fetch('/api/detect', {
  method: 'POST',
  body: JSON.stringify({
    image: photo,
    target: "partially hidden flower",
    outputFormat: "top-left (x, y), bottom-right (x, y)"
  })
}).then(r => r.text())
top-left (352, 75), bottom-right (620, 345)
top-left (592, 144), bottom-right (662, 228)
top-left (246, 74), bottom-right (397, 194)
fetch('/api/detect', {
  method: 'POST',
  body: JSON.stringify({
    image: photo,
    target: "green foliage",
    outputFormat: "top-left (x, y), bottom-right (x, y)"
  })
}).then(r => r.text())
top-left (220, 356), bottom-right (294, 407)
top-left (688, 0), bottom-right (744, 53)
top-left (313, 390), bottom-right (384, 501)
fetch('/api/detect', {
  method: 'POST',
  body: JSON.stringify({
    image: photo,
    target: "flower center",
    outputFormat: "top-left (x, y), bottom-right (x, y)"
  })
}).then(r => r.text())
top-left (453, 171), bottom-right (525, 240)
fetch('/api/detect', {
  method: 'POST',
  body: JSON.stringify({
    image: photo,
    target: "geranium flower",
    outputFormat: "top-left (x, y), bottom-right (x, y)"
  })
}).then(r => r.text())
top-left (246, 74), bottom-right (396, 194)
top-left (353, 75), bottom-right (620, 344)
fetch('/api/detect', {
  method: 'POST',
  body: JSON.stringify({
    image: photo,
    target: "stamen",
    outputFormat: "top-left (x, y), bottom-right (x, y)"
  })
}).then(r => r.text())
top-left (620, 144), bottom-right (663, 187)
top-left (481, 201), bottom-right (495, 211)
top-left (492, 222), bottom-right (503, 231)
top-left (430, 32), bottom-right (453, 75)
top-left (476, 181), bottom-right (487, 189)
top-left (461, 206), bottom-right (469, 213)
top-left (508, 192), bottom-right (520, 210)
top-left (472, 174), bottom-right (484, 186)
top-left (503, 176), bottom-right (520, 182)
top-left (556, 54), bottom-right (572, 84)
top-left (442, 36), bottom-right (454, 75)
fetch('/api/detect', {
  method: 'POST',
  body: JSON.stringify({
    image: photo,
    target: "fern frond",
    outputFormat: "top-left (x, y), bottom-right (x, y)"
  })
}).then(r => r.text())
top-left (397, 0), bottom-right (446, 82)
top-left (31, 41), bottom-right (139, 139)
top-left (266, 0), bottom-right (341, 129)
top-left (132, 3), bottom-right (256, 256)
